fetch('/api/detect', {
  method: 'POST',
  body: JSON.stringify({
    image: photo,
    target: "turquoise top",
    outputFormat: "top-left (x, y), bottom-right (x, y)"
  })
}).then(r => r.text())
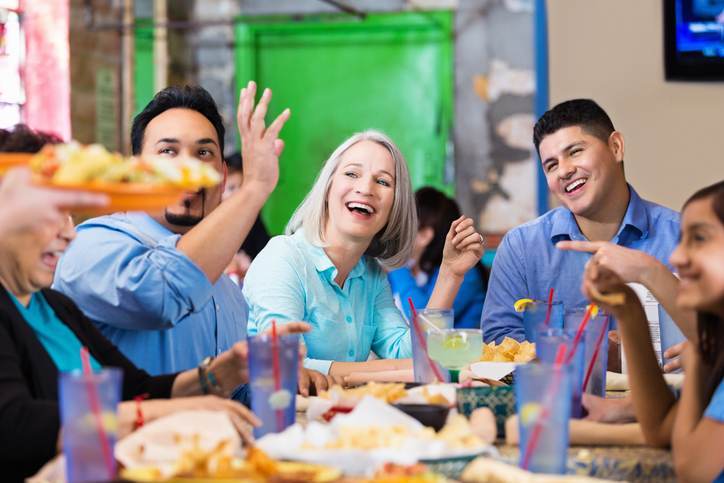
top-left (243, 230), bottom-right (412, 374)
top-left (10, 292), bottom-right (101, 372)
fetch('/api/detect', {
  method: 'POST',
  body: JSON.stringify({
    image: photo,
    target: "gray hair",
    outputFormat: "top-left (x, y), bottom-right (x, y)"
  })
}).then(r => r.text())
top-left (285, 130), bottom-right (417, 269)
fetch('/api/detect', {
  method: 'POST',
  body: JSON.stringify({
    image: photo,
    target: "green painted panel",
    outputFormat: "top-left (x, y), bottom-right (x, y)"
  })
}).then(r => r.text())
top-left (134, 19), bottom-right (155, 116)
top-left (234, 11), bottom-right (454, 234)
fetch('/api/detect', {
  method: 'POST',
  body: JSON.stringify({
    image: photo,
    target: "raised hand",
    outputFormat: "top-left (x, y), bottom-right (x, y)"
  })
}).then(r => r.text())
top-left (440, 216), bottom-right (485, 279)
top-left (236, 81), bottom-right (291, 196)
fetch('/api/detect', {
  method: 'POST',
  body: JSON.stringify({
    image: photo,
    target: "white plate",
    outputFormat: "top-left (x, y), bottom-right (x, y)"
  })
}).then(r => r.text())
top-left (470, 362), bottom-right (520, 381)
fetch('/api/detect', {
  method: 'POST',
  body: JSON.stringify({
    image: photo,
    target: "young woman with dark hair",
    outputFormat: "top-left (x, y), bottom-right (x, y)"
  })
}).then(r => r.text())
top-left (583, 180), bottom-right (724, 482)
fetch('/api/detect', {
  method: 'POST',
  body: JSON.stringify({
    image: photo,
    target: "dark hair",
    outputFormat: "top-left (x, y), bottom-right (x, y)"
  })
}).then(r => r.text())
top-left (533, 99), bottom-right (616, 154)
top-left (225, 152), bottom-right (243, 174)
top-left (0, 124), bottom-right (63, 153)
top-left (415, 187), bottom-right (489, 289)
top-left (683, 180), bottom-right (724, 402)
top-left (131, 85), bottom-right (225, 156)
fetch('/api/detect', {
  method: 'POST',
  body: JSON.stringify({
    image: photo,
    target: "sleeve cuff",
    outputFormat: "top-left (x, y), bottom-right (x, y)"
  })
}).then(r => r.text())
top-left (303, 358), bottom-right (333, 375)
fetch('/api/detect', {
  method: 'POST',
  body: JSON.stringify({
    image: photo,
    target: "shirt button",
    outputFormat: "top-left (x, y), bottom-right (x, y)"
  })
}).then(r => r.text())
top-left (215, 304), bottom-right (220, 311)
top-left (345, 315), bottom-right (352, 323)
top-left (348, 350), bottom-right (354, 357)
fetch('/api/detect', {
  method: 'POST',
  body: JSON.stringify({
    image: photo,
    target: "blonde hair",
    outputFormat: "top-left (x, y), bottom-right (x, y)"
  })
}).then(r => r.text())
top-left (285, 130), bottom-right (417, 269)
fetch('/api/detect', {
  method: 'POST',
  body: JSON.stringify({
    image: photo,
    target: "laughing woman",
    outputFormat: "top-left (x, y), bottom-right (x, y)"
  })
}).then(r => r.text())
top-left (244, 130), bottom-right (484, 378)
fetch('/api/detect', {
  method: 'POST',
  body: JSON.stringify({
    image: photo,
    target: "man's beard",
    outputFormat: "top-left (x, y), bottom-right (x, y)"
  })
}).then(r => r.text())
top-left (164, 189), bottom-right (206, 227)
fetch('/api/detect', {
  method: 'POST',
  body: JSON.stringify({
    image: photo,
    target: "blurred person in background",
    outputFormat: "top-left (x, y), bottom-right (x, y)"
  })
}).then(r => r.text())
top-left (389, 186), bottom-right (488, 329)
top-left (222, 151), bottom-right (271, 283)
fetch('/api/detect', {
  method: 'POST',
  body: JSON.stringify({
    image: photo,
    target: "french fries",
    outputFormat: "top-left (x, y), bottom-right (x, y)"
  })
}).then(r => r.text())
top-left (480, 337), bottom-right (536, 363)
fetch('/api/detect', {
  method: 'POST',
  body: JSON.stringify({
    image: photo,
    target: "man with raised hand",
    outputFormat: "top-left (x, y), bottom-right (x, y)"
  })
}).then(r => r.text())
top-left (54, 82), bottom-right (331, 395)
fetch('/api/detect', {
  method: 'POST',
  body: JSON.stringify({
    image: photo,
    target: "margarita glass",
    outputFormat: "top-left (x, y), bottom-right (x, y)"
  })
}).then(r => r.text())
top-left (426, 328), bottom-right (483, 382)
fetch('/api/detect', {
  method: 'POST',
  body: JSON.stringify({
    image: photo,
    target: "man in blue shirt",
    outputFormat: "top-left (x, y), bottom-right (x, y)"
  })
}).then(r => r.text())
top-left (481, 99), bottom-right (690, 354)
top-left (54, 83), bottom-right (329, 393)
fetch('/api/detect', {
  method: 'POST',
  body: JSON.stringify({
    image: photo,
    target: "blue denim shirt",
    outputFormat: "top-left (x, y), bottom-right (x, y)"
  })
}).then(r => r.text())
top-left (481, 185), bottom-right (680, 343)
top-left (243, 230), bottom-right (412, 374)
top-left (53, 212), bottom-right (248, 375)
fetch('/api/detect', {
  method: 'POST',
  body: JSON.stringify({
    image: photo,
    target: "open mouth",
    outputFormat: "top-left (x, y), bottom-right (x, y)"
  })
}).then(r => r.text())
top-left (40, 250), bottom-right (63, 269)
top-left (564, 177), bottom-right (588, 194)
top-left (345, 201), bottom-right (376, 218)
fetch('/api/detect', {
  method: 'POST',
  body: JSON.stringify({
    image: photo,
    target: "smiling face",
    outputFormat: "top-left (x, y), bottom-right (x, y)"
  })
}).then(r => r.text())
top-left (538, 126), bottom-right (626, 219)
top-left (670, 197), bottom-right (724, 316)
top-left (324, 140), bottom-right (396, 244)
top-left (141, 108), bottom-right (224, 229)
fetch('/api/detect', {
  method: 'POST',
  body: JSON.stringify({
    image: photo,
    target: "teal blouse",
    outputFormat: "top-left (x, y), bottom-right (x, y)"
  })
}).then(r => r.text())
top-left (10, 292), bottom-right (101, 372)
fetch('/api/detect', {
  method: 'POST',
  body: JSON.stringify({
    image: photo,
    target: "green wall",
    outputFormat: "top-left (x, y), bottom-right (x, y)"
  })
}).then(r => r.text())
top-left (234, 11), bottom-right (454, 234)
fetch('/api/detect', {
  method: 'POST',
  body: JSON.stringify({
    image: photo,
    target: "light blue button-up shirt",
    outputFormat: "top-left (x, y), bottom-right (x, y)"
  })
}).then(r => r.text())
top-left (481, 185), bottom-right (681, 343)
top-left (243, 230), bottom-right (412, 374)
top-left (53, 212), bottom-right (248, 375)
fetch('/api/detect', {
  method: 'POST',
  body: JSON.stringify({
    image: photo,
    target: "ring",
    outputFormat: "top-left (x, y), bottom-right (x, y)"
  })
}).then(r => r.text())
top-left (479, 233), bottom-right (485, 245)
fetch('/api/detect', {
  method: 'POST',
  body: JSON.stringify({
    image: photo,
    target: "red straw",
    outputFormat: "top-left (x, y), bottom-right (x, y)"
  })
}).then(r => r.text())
top-left (542, 287), bottom-right (555, 326)
top-left (582, 315), bottom-right (609, 393)
top-left (80, 347), bottom-right (115, 479)
top-left (270, 320), bottom-right (284, 431)
top-left (566, 304), bottom-right (596, 365)
top-left (521, 343), bottom-right (567, 470)
top-left (407, 298), bottom-right (445, 383)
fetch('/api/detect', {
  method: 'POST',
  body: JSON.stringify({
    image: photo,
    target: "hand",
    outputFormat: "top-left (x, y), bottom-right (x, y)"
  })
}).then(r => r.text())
top-left (580, 254), bottom-right (636, 313)
top-left (0, 168), bottom-right (108, 243)
top-left (237, 81), bottom-right (290, 196)
top-left (678, 341), bottom-right (700, 374)
top-left (440, 216), bottom-right (485, 279)
top-left (662, 341), bottom-right (685, 373)
top-left (582, 394), bottom-right (636, 423)
top-left (298, 368), bottom-right (339, 396)
top-left (118, 395), bottom-right (261, 443)
top-left (557, 240), bottom-right (659, 285)
top-left (212, 322), bottom-right (312, 392)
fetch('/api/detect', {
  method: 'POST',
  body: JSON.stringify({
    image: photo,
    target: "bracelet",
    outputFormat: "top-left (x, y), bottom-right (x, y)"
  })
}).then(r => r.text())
top-left (198, 357), bottom-right (212, 394)
top-left (133, 393), bottom-right (149, 430)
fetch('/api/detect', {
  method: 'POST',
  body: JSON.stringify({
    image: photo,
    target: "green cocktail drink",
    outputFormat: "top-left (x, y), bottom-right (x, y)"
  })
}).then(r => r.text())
top-left (427, 329), bottom-right (483, 382)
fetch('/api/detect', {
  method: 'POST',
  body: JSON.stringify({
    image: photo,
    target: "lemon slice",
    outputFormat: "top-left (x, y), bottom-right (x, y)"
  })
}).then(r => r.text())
top-left (520, 402), bottom-right (542, 426)
top-left (444, 333), bottom-right (468, 350)
top-left (514, 298), bottom-right (535, 312)
top-left (586, 304), bottom-right (599, 319)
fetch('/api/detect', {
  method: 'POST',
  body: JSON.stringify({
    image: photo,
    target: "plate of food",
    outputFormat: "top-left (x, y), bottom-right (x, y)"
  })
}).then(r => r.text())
top-left (258, 397), bottom-right (496, 476)
top-left (0, 152), bottom-right (34, 175)
top-left (115, 410), bottom-right (340, 482)
top-left (29, 142), bottom-right (221, 213)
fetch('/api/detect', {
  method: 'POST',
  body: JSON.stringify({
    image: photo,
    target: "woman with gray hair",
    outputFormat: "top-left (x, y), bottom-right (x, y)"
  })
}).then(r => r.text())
top-left (243, 130), bottom-right (484, 379)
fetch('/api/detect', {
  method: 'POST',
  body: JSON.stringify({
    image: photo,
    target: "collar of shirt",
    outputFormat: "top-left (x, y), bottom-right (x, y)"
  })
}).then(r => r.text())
top-left (549, 184), bottom-right (649, 246)
top-left (119, 212), bottom-right (175, 241)
top-left (294, 230), bottom-right (367, 289)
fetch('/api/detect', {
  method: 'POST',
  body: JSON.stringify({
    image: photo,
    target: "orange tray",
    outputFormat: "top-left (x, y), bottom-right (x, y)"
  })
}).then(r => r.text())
top-left (0, 153), bottom-right (33, 175)
top-left (33, 178), bottom-right (187, 214)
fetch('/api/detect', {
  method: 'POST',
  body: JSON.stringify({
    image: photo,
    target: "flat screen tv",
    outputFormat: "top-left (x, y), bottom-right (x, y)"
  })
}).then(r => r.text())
top-left (664, 0), bottom-right (724, 80)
